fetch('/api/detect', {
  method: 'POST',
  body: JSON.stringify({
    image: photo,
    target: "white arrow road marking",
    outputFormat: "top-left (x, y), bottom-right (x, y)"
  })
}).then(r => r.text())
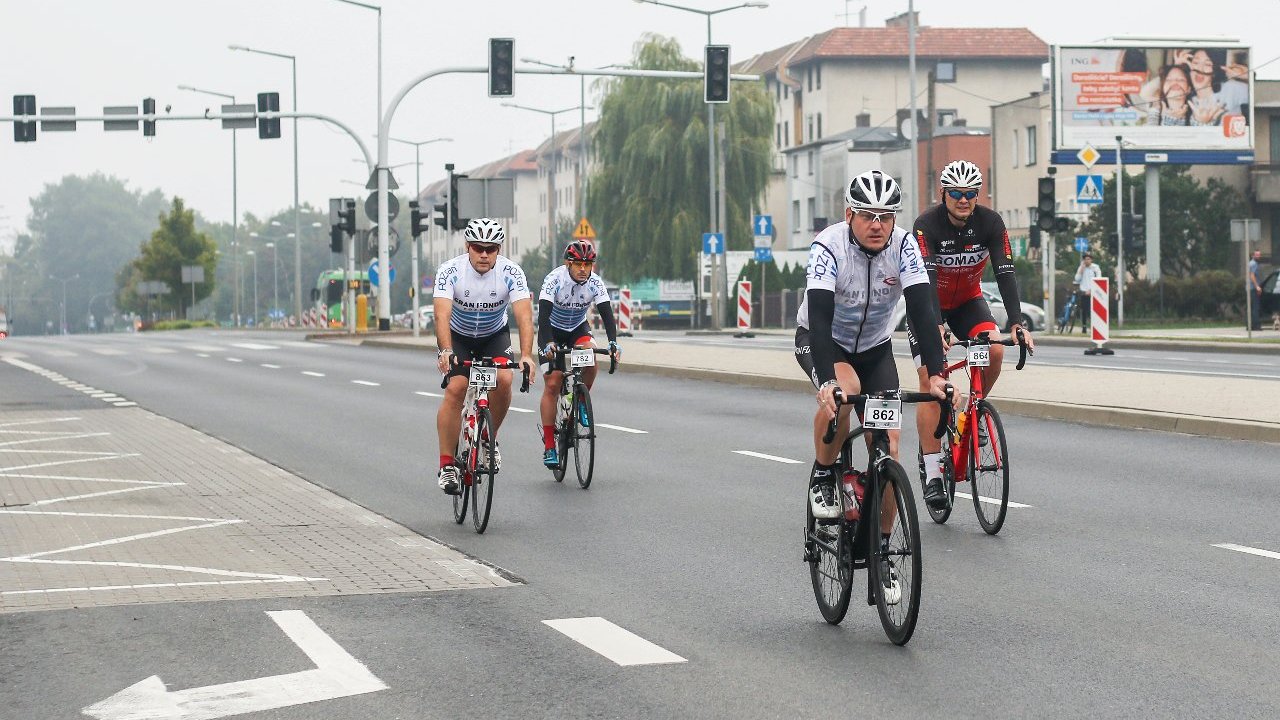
top-left (952, 491), bottom-right (1033, 509)
top-left (543, 617), bottom-right (686, 666)
top-left (733, 450), bottom-right (803, 464)
top-left (1214, 543), bottom-right (1280, 561)
top-left (82, 610), bottom-right (386, 720)
top-left (595, 423), bottom-right (648, 434)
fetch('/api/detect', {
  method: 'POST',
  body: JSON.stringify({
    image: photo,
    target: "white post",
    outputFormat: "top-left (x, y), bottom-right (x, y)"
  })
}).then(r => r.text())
top-left (1115, 136), bottom-right (1124, 328)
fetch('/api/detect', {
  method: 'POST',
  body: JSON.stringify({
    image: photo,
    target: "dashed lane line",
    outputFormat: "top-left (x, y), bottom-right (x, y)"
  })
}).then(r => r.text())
top-left (352, 380), bottom-right (380, 386)
top-left (302, 371), bottom-right (325, 377)
top-left (1214, 543), bottom-right (1280, 561)
top-left (733, 450), bottom-right (804, 464)
top-left (261, 363), bottom-right (281, 369)
top-left (415, 391), bottom-right (442, 398)
top-left (595, 423), bottom-right (648, 434)
top-left (543, 617), bottom-right (687, 666)
top-left (226, 357), bottom-right (244, 363)
top-left (953, 491), bottom-right (1034, 509)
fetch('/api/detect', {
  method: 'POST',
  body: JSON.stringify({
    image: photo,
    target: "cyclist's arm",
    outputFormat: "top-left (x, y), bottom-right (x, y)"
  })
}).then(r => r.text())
top-left (432, 296), bottom-right (454, 371)
top-left (594, 300), bottom-right (618, 344)
top-left (912, 223), bottom-right (944, 326)
top-left (513, 297), bottom-right (535, 362)
top-left (903, 283), bottom-right (945, 376)
top-left (988, 221), bottom-right (1023, 332)
top-left (806, 288), bottom-right (839, 386)
top-left (537, 299), bottom-right (555, 348)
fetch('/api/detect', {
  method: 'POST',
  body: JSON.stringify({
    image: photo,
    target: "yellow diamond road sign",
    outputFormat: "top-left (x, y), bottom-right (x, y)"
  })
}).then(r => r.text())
top-left (573, 217), bottom-right (596, 240)
top-left (1076, 144), bottom-right (1101, 169)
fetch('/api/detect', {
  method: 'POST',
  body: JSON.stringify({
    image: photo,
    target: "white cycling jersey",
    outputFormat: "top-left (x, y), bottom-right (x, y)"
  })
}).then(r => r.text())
top-left (433, 254), bottom-right (531, 338)
top-left (539, 266), bottom-right (610, 331)
top-left (796, 221), bottom-right (929, 354)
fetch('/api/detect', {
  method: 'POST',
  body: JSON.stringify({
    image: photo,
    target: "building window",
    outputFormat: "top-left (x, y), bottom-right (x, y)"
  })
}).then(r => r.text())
top-left (776, 122), bottom-right (782, 147)
top-left (806, 115), bottom-right (813, 142)
top-left (783, 121), bottom-right (789, 148)
top-left (806, 197), bottom-right (816, 230)
top-left (816, 63), bottom-right (821, 90)
top-left (817, 113), bottom-right (822, 139)
top-left (1011, 129), bottom-right (1020, 169)
top-left (807, 150), bottom-right (814, 176)
top-left (791, 154), bottom-right (799, 178)
top-left (1026, 125), bottom-right (1037, 166)
top-left (936, 60), bottom-right (956, 83)
top-left (806, 66), bottom-right (812, 92)
top-left (791, 200), bottom-right (801, 231)
top-left (783, 84), bottom-right (788, 100)
top-left (775, 79), bottom-right (781, 101)
top-left (937, 109), bottom-right (957, 127)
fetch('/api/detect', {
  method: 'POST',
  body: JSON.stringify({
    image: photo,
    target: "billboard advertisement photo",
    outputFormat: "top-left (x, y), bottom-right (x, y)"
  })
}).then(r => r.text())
top-left (1054, 44), bottom-right (1252, 152)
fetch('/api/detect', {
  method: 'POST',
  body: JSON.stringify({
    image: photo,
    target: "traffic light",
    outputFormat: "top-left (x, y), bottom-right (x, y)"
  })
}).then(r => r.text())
top-left (257, 92), bottom-right (281, 139)
top-left (704, 45), bottom-right (730, 104)
top-left (488, 38), bottom-right (514, 97)
top-left (449, 172), bottom-right (469, 231)
top-left (13, 95), bottom-right (36, 142)
top-left (432, 199), bottom-right (449, 230)
top-left (341, 199), bottom-right (356, 236)
top-left (1122, 213), bottom-right (1146, 253)
top-left (1028, 224), bottom-right (1042, 249)
top-left (1036, 177), bottom-right (1055, 231)
top-left (410, 200), bottom-right (427, 239)
top-left (142, 97), bottom-right (156, 137)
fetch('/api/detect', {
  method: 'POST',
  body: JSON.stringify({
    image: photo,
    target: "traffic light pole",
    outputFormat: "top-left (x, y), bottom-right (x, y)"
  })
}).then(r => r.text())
top-left (1115, 136), bottom-right (1124, 328)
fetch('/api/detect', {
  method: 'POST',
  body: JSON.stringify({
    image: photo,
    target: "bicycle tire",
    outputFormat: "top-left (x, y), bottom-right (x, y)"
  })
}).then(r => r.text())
top-left (471, 407), bottom-right (496, 534)
top-left (970, 401), bottom-right (1010, 535)
top-left (551, 397), bottom-right (570, 482)
top-left (573, 382), bottom-right (595, 489)
top-left (918, 441), bottom-right (956, 525)
top-left (870, 460), bottom-right (923, 645)
top-left (452, 466), bottom-right (469, 524)
top-left (806, 497), bottom-right (853, 625)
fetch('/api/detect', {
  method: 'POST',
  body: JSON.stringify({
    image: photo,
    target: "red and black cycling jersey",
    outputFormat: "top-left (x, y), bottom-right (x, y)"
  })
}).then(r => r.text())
top-left (912, 203), bottom-right (1017, 313)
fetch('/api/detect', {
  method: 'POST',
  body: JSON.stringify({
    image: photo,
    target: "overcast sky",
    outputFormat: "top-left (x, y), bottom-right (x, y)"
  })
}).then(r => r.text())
top-left (2, 0), bottom-right (1277, 249)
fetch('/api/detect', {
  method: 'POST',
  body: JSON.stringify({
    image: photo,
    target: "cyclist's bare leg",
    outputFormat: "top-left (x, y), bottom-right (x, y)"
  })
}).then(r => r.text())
top-left (879, 429), bottom-right (902, 535)
top-left (437, 375), bottom-right (468, 458)
top-left (985, 329), bottom-right (1006, 391)
top-left (488, 369), bottom-right (514, 431)
top-left (915, 366), bottom-right (942, 456)
top-left (812, 362), bottom-right (860, 465)
top-left (576, 339), bottom-right (600, 389)
top-left (539, 370), bottom-right (564, 431)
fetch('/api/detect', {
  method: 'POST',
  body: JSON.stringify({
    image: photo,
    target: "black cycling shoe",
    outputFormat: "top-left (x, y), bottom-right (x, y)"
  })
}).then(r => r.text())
top-left (922, 477), bottom-right (947, 510)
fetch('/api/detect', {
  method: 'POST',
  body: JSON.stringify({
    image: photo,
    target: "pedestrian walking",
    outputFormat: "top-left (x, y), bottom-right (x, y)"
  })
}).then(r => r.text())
top-left (1248, 249), bottom-right (1263, 331)
top-left (1074, 253), bottom-right (1101, 333)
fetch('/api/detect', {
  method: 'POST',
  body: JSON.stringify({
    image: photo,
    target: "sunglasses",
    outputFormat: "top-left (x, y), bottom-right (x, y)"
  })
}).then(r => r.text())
top-left (946, 190), bottom-right (979, 201)
top-left (567, 260), bottom-right (595, 270)
top-left (468, 243), bottom-right (500, 255)
top-left (854, 210), bottom-right (897, 224)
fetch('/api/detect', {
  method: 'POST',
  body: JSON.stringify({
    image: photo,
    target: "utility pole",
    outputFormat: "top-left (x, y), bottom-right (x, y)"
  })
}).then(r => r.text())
top-left (1115, 135), bottom-right (1125, 327)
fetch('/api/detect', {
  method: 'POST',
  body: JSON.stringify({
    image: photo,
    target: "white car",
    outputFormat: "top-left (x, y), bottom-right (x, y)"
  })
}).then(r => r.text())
top-left (396, 306), bottom-right (434, 329)
top-left (892, 282), bottom-right (1044, 332)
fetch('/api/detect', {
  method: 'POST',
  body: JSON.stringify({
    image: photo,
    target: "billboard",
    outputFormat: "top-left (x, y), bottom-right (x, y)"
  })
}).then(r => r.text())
top-left (1054, 44), bottom-right (1252, 152)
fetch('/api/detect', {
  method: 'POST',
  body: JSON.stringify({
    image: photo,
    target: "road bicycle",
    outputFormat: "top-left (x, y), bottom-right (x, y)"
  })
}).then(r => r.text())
top-left (1056, 291), bottom-right (1080, 334)
top-left (918, 330), bottom-right (1028, 535)
top-left (804, 388), bottom-right (950, 645)
top-left (444, 356), bottom-right (530, 534)
top-left (545, 344), bottom-right (616, 488)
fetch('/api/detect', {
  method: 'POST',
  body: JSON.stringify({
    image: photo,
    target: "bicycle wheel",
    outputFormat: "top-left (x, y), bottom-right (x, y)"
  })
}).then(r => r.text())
top-left (452, 465), bottom-right (470, 524)
top-left (572, 382), bottom-right (595, 489)
top-left (969, 401), bottom-right (1010, 535)
top-left (918, 441), bottom-right (956, 525)
top-left (869, 460), bottom-right (922, 645)
top-left (806, 495), bottom-right (853, 625)
top-left (551, 398), bottom-right (570, 483)
top-left (471, 407), bottom-right (496, 534)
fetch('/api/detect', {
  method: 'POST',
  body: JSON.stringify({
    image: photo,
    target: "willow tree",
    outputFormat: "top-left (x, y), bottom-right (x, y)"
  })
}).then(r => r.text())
top-left (587, 34), bottom-right (773, 282)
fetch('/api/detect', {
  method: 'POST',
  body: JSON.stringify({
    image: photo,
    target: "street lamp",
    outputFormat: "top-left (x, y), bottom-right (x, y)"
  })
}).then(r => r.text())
top-left (521, 57), bottom-right (612, 220)
top-left (387, 137), bottom-right (453, 199)
top-left (251, 231), bottom-right (294, 324)
top-left (632, 0), bottom-right (768, 330)
top-left (329, 0), bottom-right (381, 143)
top-left (387, 137), bottom-right (452, 339)
top-left (49, 273), bottom-right (79, 335)
top-left (502, 102), bottom-right (592, 278)
top-left (178, 83), bottom-right (241, 326)
top-left (246, 250), bottom-right (259, 324)
top-left (228, 43), bottom-right (304, 322)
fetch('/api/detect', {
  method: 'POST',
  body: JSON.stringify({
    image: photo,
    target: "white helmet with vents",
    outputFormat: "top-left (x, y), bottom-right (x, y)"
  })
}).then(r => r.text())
top-left (463, 218), bottom-right (506, 245)
top-left (939, 160), bottom-right (983, 189)
top-left (844, 170), bottom-right (902, 211)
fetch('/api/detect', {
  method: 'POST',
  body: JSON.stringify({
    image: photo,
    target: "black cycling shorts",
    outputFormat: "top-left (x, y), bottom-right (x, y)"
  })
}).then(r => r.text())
top-left (540, 321), bottom-right (595, 375)
top-left (445, 326), bottom-right (515, 381)
top-left (907, 295), bottom-right (998, 367)
top-left (794, 328), bottom-right (899, 401)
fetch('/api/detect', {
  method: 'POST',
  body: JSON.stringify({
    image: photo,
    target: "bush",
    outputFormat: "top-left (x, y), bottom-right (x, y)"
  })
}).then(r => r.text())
top-left (1122, 271), bottom-right (1241, 321)
top-left (146, 320), bottom-right (217, 331)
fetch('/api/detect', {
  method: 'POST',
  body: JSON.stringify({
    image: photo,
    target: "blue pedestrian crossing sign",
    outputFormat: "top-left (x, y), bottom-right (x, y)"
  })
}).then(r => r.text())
top-left (702, 232), bottom-right (725, 255)
top-left (1076, 175), bottom-right (1104, 205)
top-left (754, 246), bottom-right (773, 262)
top-left (1075, 236), bottom-right (1089, 253)
top-left (753, 215), bottom-right (773, 237)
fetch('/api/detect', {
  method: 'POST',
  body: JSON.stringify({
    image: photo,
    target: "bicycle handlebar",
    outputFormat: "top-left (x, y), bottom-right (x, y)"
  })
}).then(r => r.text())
top-left (441, 355), bottom-right (534, 392)
top-left (821, 386), bottom-right (953, 445)
top-left (946, 329), bottom-right (1031, 370)
top-left (546, 343), bottom-right (617, 375)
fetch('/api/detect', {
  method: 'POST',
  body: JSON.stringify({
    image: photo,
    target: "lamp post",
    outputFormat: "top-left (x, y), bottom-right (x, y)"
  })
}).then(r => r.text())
top-left (178, 84), bottom-right (240, 326)
top-left (633, 0), bottom-right (767, 329)
top-left (228, 43), bottom-right (303, 322)
top-left (246, 250), bottom-right (259, 324)
top-left (50, 274), bottom-right (78, 335)
top-left (519, 58), bottom-right (607, 220)
top-left (330, 0), bottom-right (381, 145)
top-left (502, 102), bottom-right (592, 278)
top-left (387, 137), bottom-right (452, 339)
top-left (266, 242), bottom-right (279, 321)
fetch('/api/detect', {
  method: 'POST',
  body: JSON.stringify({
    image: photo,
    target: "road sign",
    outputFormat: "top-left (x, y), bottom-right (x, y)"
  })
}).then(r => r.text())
top-left (365, 191), bottom-right (399, 222)
top-left (366, 226), bottom-right (400, 257)
top-left (1076, 175), bottom-right (1104, 205)
top-left (752, 214), bottom-right (773, 237)
top-left (753, 235), bottom-right (770, 249)
top-left (573, 217), bottom-right (597, 240)
top-left (1077, 144), bottom-right (1101, 169)
top-left (1075, 236), bottom-right (1089, 253)
top-left (368, 259), bottom-right (396, 287)
top-left (702, 232), bottom-right (724, 255)
top-left (754, 246), bottom-right (773, 262)
top-left (1230, 218), bottom-right (1261, 243)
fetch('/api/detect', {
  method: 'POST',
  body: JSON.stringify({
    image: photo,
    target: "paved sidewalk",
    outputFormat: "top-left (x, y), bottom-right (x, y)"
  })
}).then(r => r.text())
top-left (335, 327), bottom-right (1280, 444)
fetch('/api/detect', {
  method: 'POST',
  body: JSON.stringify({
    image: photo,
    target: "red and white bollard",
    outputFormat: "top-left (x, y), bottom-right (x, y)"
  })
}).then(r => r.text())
top-left (1084, 276), bottom-right (1115, 356)
top-left (735, 280), bottom-right (755, 337)
top-left (618, 287), bottom-right (633, 337)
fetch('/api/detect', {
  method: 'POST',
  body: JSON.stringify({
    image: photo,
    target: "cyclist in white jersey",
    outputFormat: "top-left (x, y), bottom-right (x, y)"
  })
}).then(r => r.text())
top-left (432, 218), bottom-right (536, 495)
top-left (537, 240), bottom-right (621, 467)
top-left (794, 171), bottom-right (948, 523)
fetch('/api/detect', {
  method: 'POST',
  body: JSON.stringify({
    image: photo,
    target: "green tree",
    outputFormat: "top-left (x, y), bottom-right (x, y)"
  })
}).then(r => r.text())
top-left (586, 34), bottom-right (774, 282)
top-left (120, 197), bottom-right (218, 317)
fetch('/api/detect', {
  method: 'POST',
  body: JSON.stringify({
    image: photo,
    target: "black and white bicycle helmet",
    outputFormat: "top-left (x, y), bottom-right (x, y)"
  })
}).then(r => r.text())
top-left (939, 160), bottom-right (983, 189)
top-left (844, 170), bottom-right (902, 211)
top-left (463, 217), bottom-right (506, 245)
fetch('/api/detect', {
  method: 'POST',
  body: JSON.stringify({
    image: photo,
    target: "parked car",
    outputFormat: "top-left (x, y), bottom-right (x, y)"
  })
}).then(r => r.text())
top-left (892, 281), bottom-right (1044, 332)
top-left (396, 306), bottom-right (434, 329)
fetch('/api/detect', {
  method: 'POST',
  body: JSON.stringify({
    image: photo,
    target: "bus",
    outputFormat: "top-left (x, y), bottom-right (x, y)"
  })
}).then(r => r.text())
top-left (310, 269), bottom-right (370, 328)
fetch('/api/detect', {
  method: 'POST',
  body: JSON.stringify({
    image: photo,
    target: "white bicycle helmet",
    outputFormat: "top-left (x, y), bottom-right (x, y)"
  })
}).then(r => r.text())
top-left (844, 170), bottom-right (902, 211)
top-left (939, 160), bottom-right (983, 189)
top-left (463, 217), bottom-right (506, 245)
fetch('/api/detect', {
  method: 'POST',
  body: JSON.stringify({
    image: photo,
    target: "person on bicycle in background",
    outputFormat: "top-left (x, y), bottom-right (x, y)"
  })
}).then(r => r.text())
top-left (909, 159), bottom-right (1035, 510)
top-left (432, 218), bottom-right (536, 495)
top-left (796, 170), bottom-right (948, 528)
top-left (537, 240), bottom-right (621, 467)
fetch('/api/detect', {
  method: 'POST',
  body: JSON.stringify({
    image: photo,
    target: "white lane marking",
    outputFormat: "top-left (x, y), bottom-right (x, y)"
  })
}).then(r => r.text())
top-left (302, 371), bottom-right (325, 377)
top-left (415, 391), bottom-right (442, 398)
top-left (953, 491), bottom-right (1033, 509)
top-left (0, 509), bottom-right (237, 522)
top-left (146, 347), bottom-right (176, 354)
top-left (45, 349), bottom-right (78, 357)
top-left (1214, 543), bottom-right (1280, 561)
top-left (4, 577), bottom-right (318, 597)
top-left (0, 473), bottom-right (176, 485)
top-left (0, 416), bottom-right (82, 429)
top-left (226, 357), bottom-right (244, 363)
top-left (543, 617), bottom-right (687, 666)
top-left (508, 407), bottom-right (534, 413)
top-left (261, 363), bottom-right (281, 369)
top-left (196, 353), bottom-right (210, 358)
top-left (0, 431), bottom-right (110, 447)
top-left (24, 484), bottom-right (185, 507)
top-left (1053, 362), bottom-right (1279, 381)
top-left (733, 450), bottom-right (804, 464)
top-left (352, 380), bottom-right (380, 386)
top-left (596, 423), bottom-right (648, 434)
top-left (91, 348), bottom-right (127, 356)
top-left (184, 344), bottom-right (224, 352)
top-left (231, 342), bottom-right (280, 350)
top-left (113, 402), bottom-right (138, 407)
top-left (4, 519), bottom-right (242, 559)
top-left (0, 453), bottom-right (140, 473)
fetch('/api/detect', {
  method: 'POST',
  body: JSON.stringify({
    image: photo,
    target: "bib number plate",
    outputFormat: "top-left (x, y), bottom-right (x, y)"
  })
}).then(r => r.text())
top-left (863, 399), bottom-right (901, 430)
top-left (468, 366), bottom-right (497, 389)
top-left (967, 345), bottom-right (991, 367)
top-left (569, 349), bottom-right (596, 368)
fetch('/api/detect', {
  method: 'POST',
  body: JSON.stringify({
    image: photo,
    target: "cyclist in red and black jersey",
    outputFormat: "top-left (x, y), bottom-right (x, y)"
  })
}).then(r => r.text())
top-left (908, 160), bottom-right (1035, 509)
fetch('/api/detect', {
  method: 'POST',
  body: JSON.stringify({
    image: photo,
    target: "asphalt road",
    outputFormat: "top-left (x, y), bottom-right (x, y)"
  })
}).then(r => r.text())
top-left (3, 329), bottom-right (1279, 719)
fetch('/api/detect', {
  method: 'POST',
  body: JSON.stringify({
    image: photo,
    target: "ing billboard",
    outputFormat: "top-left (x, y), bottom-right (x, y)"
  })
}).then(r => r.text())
top-left (1054, 44), bottom-right (1252, 152)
